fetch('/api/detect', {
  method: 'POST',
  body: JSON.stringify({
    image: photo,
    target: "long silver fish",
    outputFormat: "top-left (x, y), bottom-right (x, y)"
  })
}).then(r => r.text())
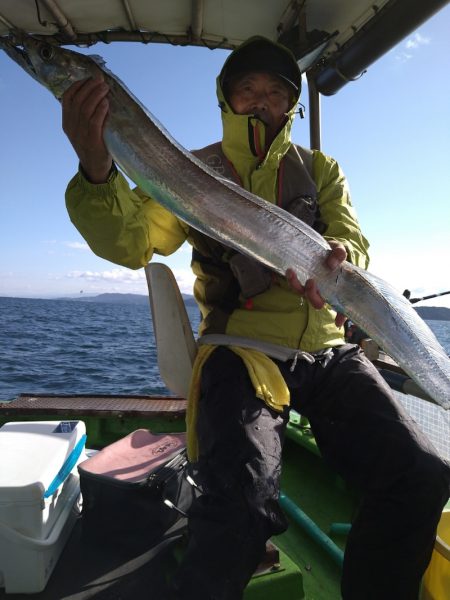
top-left (2, 37), bottom-right (450, 408)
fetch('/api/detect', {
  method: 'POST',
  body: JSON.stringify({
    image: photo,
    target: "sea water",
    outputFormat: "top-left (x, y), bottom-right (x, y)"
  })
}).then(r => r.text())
top-left (1, 296), bottom-right (449, 458)
top-left (0, 296), bottom-right (200, 400)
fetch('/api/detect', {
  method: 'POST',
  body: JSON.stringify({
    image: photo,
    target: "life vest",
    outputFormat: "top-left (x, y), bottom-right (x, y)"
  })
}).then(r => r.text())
top-left (187, 142), bottom-right (325, 330)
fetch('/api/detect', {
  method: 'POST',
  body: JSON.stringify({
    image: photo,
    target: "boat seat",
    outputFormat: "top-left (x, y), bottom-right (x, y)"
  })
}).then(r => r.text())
top-left (144, 263), bottom-right (198, 398)
top-left (144, 262), bottom-right (316, 446)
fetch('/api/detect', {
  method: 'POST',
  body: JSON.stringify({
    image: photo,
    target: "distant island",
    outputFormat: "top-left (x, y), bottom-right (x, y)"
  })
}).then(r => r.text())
top-left (414, 306), bottom-right (450, 322)
top-left (59, 292), bottom-right (198, 308)
top-left (57, 293), bottom-right (450, 321)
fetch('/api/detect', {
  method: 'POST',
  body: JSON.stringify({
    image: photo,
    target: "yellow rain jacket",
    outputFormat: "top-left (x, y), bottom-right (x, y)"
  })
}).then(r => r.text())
top-left (66, 39), bottom-right (370, 355)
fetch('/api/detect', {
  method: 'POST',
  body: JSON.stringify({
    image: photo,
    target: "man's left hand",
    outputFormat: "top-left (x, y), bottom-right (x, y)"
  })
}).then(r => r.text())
top-left (286, 241), bottom-right (347, 328)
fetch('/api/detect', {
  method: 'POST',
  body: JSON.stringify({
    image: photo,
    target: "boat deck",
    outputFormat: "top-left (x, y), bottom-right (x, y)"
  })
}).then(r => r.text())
top-left (0, 393), bottom-right (187, 417)
top-left (0, 394), bottom-right (188, 448)
top-left (0, 395), bottom-right (355, 599)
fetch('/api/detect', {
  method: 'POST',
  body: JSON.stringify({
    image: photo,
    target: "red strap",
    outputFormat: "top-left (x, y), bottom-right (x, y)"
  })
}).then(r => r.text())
top-left (224, 157), bottom-right (243, 186)
top-left (277, 158), bottom-right (285, 206)
top-left (244, 298), bottom-right (254, 310)
top-left (254, 122), bottom-right (263, 159)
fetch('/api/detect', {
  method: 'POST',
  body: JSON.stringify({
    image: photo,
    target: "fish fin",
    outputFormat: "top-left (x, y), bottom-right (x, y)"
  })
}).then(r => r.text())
top-left (89, 55), bottom-right (106, 68)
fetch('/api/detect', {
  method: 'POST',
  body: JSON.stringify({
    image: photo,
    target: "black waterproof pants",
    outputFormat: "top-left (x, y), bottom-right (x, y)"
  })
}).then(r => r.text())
top-left (172, 345), bottom-right (450, 600)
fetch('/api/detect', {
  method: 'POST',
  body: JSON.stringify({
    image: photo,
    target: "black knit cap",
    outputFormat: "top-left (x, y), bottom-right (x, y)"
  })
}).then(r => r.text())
top-left (221, 37), bottom-right (301, 98)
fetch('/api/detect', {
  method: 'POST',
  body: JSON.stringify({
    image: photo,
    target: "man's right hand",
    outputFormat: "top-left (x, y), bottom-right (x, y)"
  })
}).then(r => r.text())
top-left (62, 77), bottom-right (113, 184)
top-left (286, 241), bottom-right (348, 328)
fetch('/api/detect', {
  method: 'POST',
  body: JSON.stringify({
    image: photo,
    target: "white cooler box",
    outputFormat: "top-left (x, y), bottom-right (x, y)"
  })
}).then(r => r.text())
top-left (0, 420), bottom-right (86, 593)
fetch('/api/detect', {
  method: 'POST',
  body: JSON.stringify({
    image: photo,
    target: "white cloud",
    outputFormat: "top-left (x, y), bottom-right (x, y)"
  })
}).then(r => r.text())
top-left (170, 268), bottom-right (195, 294)
top-left (368, 246), bottom-right (450, 309)
top-left (64, 268), bottom-right (147, 295)
top-left (65, 266), bottom-right (195, 295)
top-left (396, 31), bottom-right (431, 62)
top-left (64, 241), bottom-right (89, 250)
top-left (67, 268), bottom-right (145, 282)
top-left (405, 32), bottom-right (430, 49)
top-left (42, 240), bottom-right (90, 252)
top-left (395, 52), bottom-right (413, 63)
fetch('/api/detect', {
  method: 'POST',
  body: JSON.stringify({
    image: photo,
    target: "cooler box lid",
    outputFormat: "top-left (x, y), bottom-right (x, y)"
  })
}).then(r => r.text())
top-left (0, 421), bottom-right (86, 504)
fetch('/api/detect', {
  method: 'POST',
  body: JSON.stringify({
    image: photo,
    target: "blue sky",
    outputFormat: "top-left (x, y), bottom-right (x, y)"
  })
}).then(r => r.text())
top-left (1, 6), bottom-right (449, 307)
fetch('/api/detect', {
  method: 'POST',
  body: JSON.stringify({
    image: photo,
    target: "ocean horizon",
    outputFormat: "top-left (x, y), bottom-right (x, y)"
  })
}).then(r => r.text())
top-left (1, 295), bottom-right (449, 402)
top-left (0, 296), bottom-right (200, 402)
top-left (1, 295), bottom-right (449, 460)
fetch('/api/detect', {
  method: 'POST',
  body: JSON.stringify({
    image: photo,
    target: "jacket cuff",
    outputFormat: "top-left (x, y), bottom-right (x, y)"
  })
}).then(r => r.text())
top-left (78, 162), bottom-right (118, 185)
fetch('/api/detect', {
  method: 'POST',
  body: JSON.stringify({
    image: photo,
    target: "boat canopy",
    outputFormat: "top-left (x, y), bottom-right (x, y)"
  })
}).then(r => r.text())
top-left (0, 0), bottom-right (448, 94)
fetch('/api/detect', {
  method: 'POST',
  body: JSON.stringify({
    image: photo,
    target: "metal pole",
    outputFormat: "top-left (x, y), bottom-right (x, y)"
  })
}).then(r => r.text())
top-left (279, 492), bottom-right (344, 567)
top-left (40, 0), bottom-right (76, 41)
top-left (191, 0), bottom-right (204, 41)
top-left (307, 74), bottom-right (321, 151)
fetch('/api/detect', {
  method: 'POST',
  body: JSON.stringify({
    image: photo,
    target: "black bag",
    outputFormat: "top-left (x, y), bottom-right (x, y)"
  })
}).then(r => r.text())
top-left (77, 430), bottom-right (193, 553)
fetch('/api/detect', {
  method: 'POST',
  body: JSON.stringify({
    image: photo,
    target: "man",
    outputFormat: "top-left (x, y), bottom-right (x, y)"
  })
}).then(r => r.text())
top-left (63, 37), bottom-right (449, 599)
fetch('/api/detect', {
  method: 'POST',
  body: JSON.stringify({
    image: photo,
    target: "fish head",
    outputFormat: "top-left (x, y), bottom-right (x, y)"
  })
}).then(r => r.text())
top-left (1, 36), bottom-right (99, 99)
top-left (0, 37), bottom-right (42, 85)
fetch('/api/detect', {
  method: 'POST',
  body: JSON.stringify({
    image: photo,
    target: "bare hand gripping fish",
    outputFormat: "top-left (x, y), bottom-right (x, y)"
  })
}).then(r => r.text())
top-left (3, 37), bottom-right (449, 408)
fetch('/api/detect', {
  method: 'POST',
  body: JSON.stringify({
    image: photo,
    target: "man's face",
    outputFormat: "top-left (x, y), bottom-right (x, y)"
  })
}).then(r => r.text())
top-left (227, 71), bottom-right (293, 145)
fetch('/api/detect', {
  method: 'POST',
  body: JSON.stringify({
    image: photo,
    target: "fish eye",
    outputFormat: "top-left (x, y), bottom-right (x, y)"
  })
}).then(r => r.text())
top-left (39, 45), bottom-right (55, 61)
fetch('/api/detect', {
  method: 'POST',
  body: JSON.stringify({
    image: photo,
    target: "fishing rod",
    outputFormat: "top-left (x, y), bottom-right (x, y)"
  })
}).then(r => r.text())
top-left (402, 290), bottom-right (450, 304)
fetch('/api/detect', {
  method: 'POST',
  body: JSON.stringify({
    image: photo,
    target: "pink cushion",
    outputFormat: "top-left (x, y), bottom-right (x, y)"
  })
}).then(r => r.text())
top-left (78, 430), bottom-right (186, 483)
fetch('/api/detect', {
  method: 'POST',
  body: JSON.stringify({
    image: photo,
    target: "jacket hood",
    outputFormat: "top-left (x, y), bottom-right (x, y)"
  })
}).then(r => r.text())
top-left (216, 37), bottom-right (301, 181)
